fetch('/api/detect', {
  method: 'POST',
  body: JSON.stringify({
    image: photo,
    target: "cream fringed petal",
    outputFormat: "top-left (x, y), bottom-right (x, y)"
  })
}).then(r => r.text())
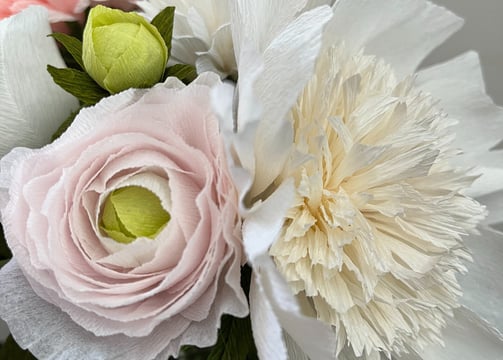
top-left (0, 6), bottom-right (78, 158)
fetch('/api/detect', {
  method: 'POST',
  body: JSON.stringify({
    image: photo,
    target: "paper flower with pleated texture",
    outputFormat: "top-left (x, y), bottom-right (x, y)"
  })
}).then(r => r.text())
top-left (210, 0), bottom-right (503, 359)
top-left (83, 5), bottom-right (167, 94)
top-left (0, 71), bottom-right (248, 359)
top-left (0, 0), bottom-right (137, 22)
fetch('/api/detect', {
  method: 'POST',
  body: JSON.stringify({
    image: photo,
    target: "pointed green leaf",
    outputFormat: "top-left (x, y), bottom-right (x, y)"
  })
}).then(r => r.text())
top-left (47, 65), bottom-right (109, 106)
top-left (49, 33), bottom-right (84, 69)
top-left (207, 314), bottom-right (258, 360)
top-left (0, 335), bottom-right (36, 360)
top-left (166, 64), bottom-right (197, 84)
top-left (151, 6), bottom-right (175, 57)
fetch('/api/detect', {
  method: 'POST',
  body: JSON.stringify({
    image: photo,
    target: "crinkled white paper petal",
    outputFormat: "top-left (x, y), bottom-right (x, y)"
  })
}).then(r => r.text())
top-left (251, 255), bottom-right (337, 360)
top-left (458, 227), bottom-right (503, 331)
top-left (242, 180), bottom-right (295, 262)
top-left (0, 260), bottom-right (181, 359)
top-left (0, 318), bottom-right (8, 342)
top-left (251, 5), bottom-right (333, 196)
top-left (477, 190), bottom-right (503, 231)
top-left (231, 0), bottom-right (309, 63)
top-left (249, 271), bottom-right (288, 360)
top-left (0, 6), bottom-right (78, 157)
top-left (418, 307), bottom-right (503, 360)
top-left (327, 0), bottom-right (463, 78)
top-left (415, 52), bottom-right (503, 198)
top-left (416, 52), bottom-right (503, 159)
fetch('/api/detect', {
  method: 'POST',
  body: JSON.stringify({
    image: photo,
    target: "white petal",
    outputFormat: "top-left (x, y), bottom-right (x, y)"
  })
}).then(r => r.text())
top-left (253, 255), bottom-right (337, 360)
top-left (0, 318), bottom-right (8, 342)
top-left (416, 52), bottom-right (503, 198)
top-left (242, 179), bottom-right (295, 262)
top-left (327, 0), bottom-right (463, 78)
top-left (252, 5), bottom-right (333, 196)
top-left (0, 260), bottom-right (183, 359)
top-left (231, 0), bottom-right (309, 62)
top-left (416, 52), bottom-right (503, 159)
top-left (249, 271), bottom-right (288, 360)
top-left (477, 190), bottom-right (503, 230)
top-left (0, 6), bottom-right (78, 157)
top-left (419, 307), bottom-right (503, 360)
top-left (458, 227), bottom-right (503, 331)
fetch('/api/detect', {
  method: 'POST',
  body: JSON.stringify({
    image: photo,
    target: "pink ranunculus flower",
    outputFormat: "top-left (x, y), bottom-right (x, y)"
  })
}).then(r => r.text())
top-left (0, 0), bottom-right (137, 22)
top-left (0, 73), bottom-right (248, 359)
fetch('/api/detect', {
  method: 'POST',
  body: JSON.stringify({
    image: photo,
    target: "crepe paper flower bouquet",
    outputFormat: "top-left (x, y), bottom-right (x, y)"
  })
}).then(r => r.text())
top-left (0, 0), bottom-right (502, 359)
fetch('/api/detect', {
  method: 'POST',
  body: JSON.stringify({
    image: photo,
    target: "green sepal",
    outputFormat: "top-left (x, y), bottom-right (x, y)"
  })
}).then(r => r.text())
top-left (166, 64), bottom-right (197, 84)
top-left (0, 335), bottom-right (36, 360)
top-left (47, 65), bottom-right (109, 106)
top-left (151, 7), bottom-right (175, 58)
top-left (49, 33), bottom-right (84, 70)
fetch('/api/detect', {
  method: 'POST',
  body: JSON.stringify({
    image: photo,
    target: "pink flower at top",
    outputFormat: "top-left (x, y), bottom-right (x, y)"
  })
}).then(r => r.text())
top-left (0, 0), bottom-right (136, 22)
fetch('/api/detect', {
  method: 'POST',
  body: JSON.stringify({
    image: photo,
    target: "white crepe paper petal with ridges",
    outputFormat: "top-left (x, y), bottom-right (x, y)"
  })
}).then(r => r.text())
top-left (415, 51), bottom-right (503, 198)
top-left (250, 5), bottom-right (333, 198)
top-left (417, 307), bottom-right (503, 360)
top-left (0, 260), bottom-right (185, 360)
top-left (0, 6), bottom-right (78, 158)
top-left (249, 255), bottom-right (337, 360)
top-left (326, 0), bottom-right (463, 79)
top-left (230, 0), bottom-right (309, 63)
top-left (457, 227), bottom-right (503, 331)
top-left (477, 190), bottom-right (503, 230)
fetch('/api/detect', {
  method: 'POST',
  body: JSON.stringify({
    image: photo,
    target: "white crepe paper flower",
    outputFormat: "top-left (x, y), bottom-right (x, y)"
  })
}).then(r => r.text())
top-left (211, 0), bottom-right (503, 359)
top-left (136, 0), bottom-right (336, 79)
top-left (0, 6), bottom-right (78, 158)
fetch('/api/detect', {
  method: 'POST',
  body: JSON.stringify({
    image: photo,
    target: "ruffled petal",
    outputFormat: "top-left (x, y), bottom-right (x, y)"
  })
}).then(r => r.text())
top-left (251, 5), bottom-right (333, 197)
top-left (326, 0), bottom-right (463, 78)
top-left (249, 255), bottom-right (337, 360)
top-left (0, 6), bottom-right (78, 157)
top-left (458, 227), bottom-right (503, 331)
top-left (415, 51), bottom-right (503, 198)
top-left (0, 260), bottom-right (182, 359)
top-left (419, 307), bottom-right (503, 360)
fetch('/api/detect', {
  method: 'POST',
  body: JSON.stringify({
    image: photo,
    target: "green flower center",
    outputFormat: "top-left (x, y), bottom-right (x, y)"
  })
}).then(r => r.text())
top-left (100, 185), bottom-right (170, 244)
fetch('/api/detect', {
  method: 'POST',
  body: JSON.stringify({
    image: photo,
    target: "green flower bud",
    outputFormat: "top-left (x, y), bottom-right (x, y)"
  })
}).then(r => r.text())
top-left (83, 5), bottom-right (168, 94)
top-left (100, 186), bottom-right (171, 244)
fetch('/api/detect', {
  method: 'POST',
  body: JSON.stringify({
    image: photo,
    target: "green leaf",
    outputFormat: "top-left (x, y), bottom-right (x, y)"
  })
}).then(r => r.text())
top-left (207, 314), bottom-right (258, 360)
top-left (0, 335), bottom-right (36, 360)
top-left (47, 65), bottom-right (109, 106)
top-left (166, 64), bottom-right (197, 84)
top-left (49, 33), bottom-right (84, 70)
top-left (151, 7), bottom-right (175, 58)
top-left (206, 266), bottom-right (257, 360)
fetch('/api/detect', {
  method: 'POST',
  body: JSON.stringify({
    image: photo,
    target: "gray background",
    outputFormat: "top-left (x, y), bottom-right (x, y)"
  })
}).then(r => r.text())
top-left (0, 0), bottom-right (502, 347)
top-left (422, 0), bottom-right (503, 105)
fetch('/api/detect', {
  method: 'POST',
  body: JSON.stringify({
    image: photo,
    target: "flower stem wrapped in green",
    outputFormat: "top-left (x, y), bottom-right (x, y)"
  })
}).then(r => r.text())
top-left (83, 5), bottom-right (168, 94)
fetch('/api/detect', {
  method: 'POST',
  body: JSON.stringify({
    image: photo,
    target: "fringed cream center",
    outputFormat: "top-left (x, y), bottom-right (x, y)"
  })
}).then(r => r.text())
top-left (270, 45), bottom-right (485, 358)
